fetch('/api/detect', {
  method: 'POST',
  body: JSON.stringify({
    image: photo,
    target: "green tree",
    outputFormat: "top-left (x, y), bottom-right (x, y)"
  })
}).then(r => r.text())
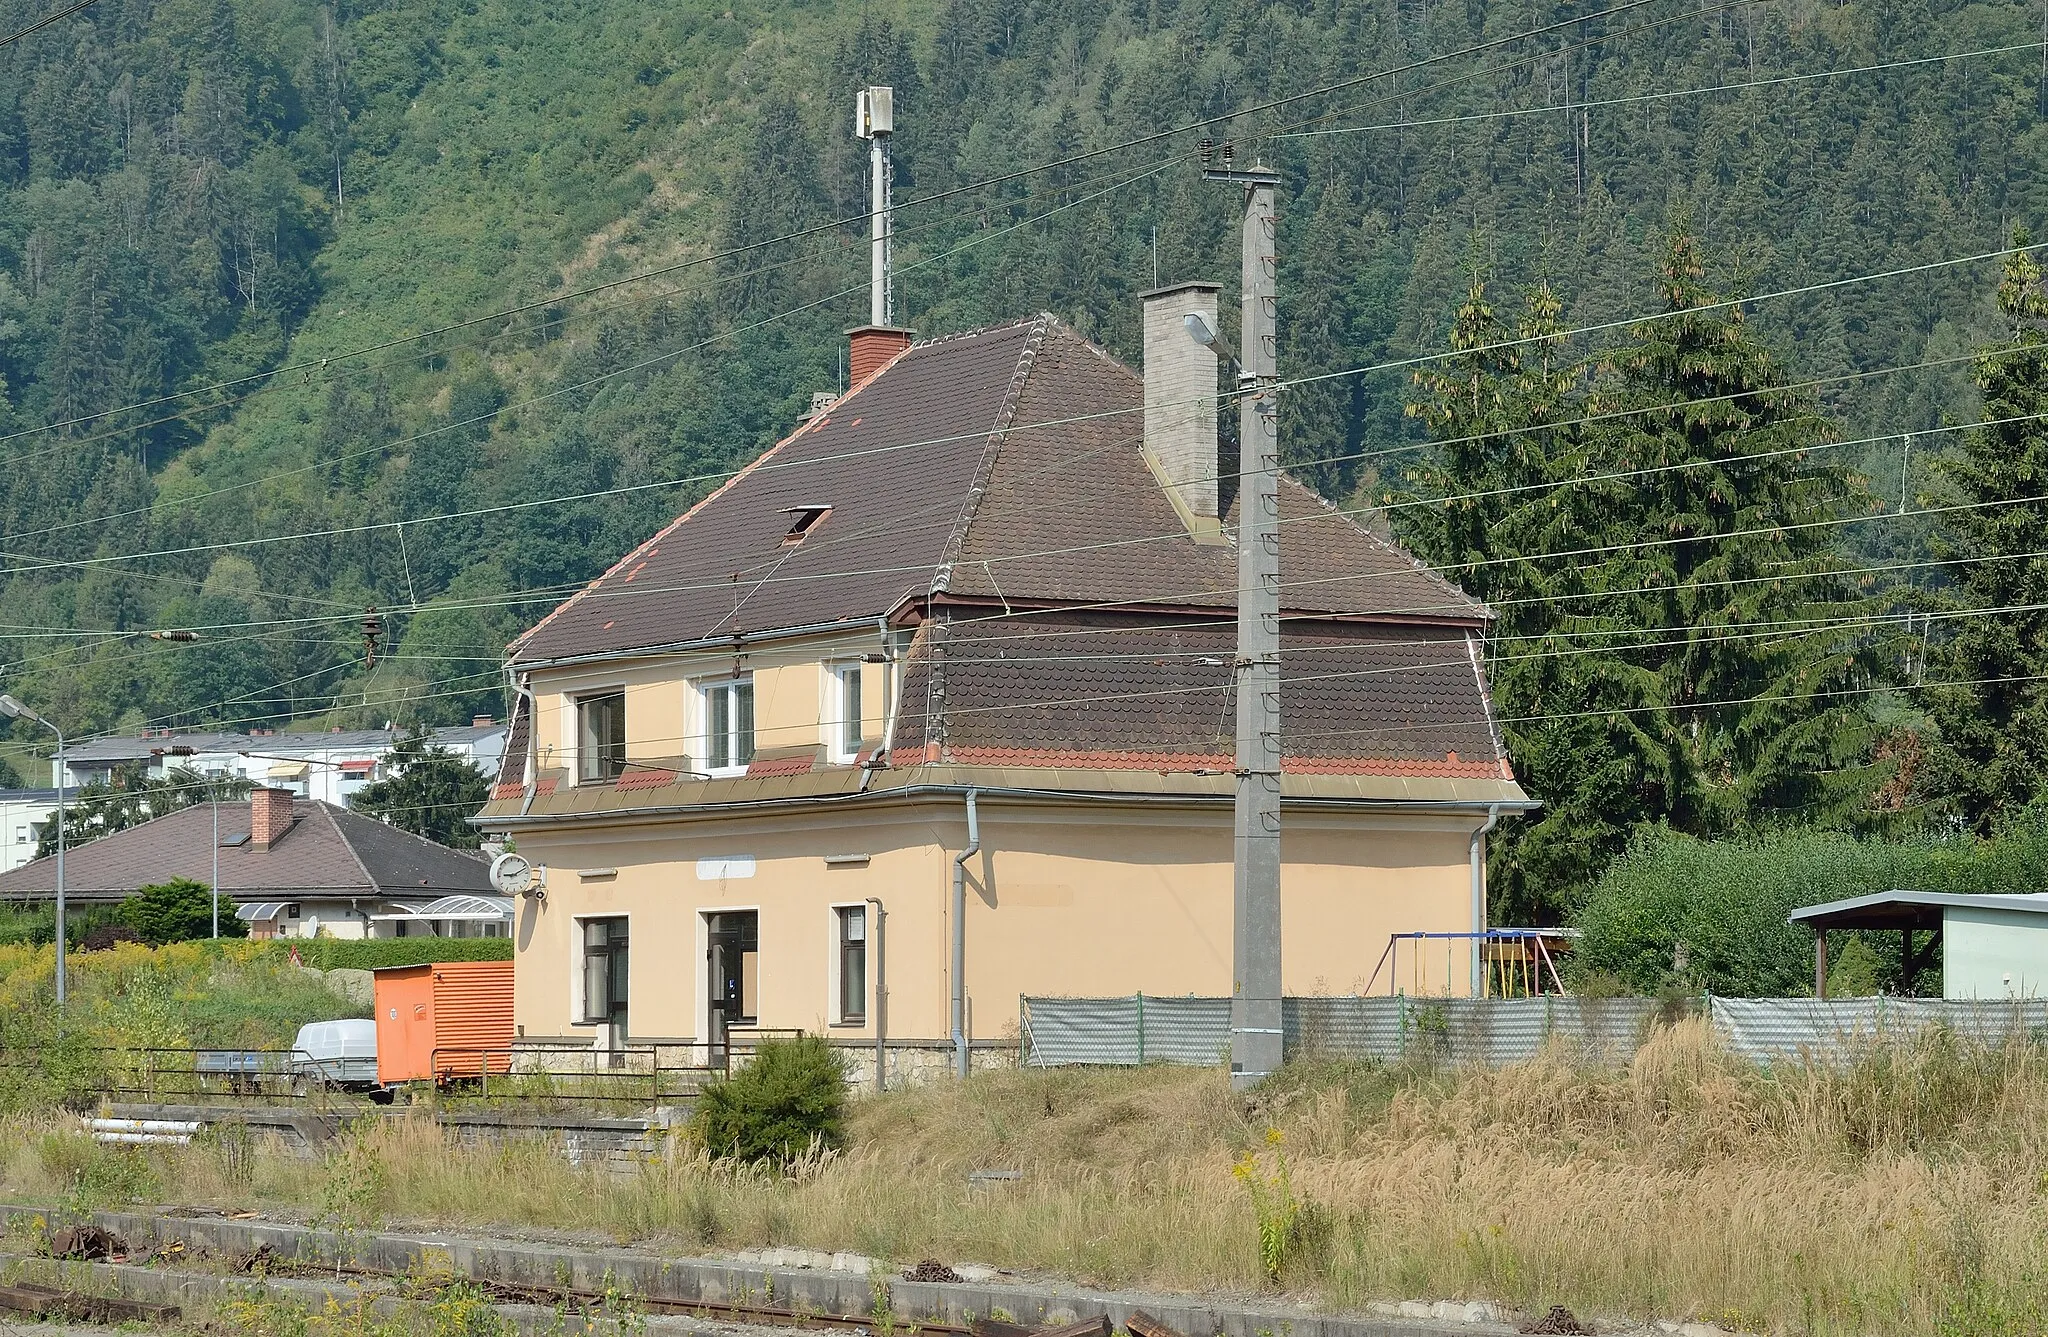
top-left (37, 767), bottom-right (251, 859)
top-left (1400, 233), bottom-right (1897, 921)
top-left (121, 877), bottom-right (248, 946)
top-left (1915, 238), bottom-right (2048, 830)
top-left (348, 730), bottom-right (491, 849)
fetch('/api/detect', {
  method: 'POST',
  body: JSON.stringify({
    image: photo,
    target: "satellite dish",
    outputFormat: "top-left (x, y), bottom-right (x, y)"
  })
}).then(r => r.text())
top-left (489, 852), bottom-right (537, 896)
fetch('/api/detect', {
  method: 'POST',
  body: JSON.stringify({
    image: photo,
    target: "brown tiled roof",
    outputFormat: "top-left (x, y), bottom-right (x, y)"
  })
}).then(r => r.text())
top-left (941, 322), bottom-right (1481, 618)
top-left (473, 761), bottom-right (1527, 827)
top-left (512, 319), bottom-right (1043, 662)
top-left (891, 610), bottom-right (1510, 777)
top-left (510, 315), bottom-right (1482, 666)
top-left (0, 799), bottom-right (494, 903)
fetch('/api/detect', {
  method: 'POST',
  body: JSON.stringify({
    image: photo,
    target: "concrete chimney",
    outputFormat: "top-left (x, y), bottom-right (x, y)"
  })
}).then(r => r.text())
top-left (1141, 282), bottom-right (1224, 540)
top-left (250, 786), bottom-right (295, 850)
top-left (846, 325), bottom-right (913, 386)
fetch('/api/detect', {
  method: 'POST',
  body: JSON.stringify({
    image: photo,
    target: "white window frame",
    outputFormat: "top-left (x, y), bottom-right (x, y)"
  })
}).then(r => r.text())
top-left (574, 688), bottom-right (628, 785)
top-left (829, 902), bottom-right (868, 1026)
top-left (697, 674), bottom-right (756, 776)
top-left (825, 662), bottom-right (864, 765)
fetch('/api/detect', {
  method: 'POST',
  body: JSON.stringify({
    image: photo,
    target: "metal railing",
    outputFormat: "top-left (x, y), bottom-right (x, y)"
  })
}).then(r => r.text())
top-left (3, 1029), bottom-right (817, 1115)
top-left (428, 1043), bottom-right (719, 1111)
top-left (0, 1045), bottom-right (375, 1109)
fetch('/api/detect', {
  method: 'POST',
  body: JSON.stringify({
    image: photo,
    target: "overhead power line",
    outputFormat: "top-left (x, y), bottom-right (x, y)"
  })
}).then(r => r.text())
top-left (0, 0), bottom-right (1716, 449)
top-left (0, 157), bottom-right (1176, 558)
top-left (1276, 40), bottom-right (2047, 140)
top-left (0, 0), bottom-right (96, 48)
top-left (7, 233), bottom-right (2032, 587)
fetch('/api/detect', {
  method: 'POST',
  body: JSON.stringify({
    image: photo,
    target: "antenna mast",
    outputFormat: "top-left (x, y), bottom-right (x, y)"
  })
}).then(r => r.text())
top-left (857, 86), bottom-right (895, 325)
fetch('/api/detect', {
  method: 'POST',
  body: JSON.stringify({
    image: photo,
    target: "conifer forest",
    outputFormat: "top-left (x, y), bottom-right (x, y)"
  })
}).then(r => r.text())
top-left (2, 0), bottom-right (2047, 912)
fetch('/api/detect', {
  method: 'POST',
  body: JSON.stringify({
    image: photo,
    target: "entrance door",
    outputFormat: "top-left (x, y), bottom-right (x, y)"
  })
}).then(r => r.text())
top-left (705, 911), bottom-right (759, 1060)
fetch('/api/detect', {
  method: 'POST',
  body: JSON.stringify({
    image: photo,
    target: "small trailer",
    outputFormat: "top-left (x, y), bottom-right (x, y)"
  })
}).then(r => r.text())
top-left (192, 1019), bottom-right (387, 1099)
top-left (373, 961), bottom-right (515, 1086)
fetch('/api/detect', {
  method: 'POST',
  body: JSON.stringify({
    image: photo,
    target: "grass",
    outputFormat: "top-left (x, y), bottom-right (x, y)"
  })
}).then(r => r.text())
top-left (0, 940), bottom-right (365, 1053)
top-left (8, 1021), bottom-right (2048, 1334)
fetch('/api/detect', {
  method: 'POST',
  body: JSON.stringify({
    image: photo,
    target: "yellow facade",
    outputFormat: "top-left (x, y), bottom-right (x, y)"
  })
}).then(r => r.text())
top-left (501, 632), bottom-right (1503, 1051)
top-left (507, 794), bottom-right (1487, 1047)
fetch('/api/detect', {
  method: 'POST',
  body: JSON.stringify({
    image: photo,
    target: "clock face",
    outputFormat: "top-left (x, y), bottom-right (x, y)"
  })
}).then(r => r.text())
top-left (489, 852), bottom-right (533, 894)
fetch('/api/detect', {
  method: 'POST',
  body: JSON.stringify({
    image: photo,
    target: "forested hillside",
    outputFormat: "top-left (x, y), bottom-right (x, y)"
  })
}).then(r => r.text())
top-left (1, 0), bottom-right (2045, 904)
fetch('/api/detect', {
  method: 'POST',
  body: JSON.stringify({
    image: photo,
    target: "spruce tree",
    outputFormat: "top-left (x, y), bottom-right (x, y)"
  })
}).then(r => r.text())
top-left (1400, 233), bottom-right (1894, 921)
top-left (1916, 238), bottom-right (2048, 828)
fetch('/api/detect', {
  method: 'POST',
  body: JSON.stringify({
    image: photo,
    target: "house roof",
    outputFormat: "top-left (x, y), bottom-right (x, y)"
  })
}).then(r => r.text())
top-left (891, 610), bottom-right (1510, 776)
top-left (62, 732), bottom-right (251, 766)
top-left (510, 316), bottom-right (1484, 665)
top-left (0, 798), bottom-right (494, 903)
top-left (1789, 890), bottom-right (2048, 932)
top-left (58, 725), bottom-right (506, 767)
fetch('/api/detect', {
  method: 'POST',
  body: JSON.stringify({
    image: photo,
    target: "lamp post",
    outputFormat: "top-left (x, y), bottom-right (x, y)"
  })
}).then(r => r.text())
top-left (0, 694), bottom-right (65, 1005)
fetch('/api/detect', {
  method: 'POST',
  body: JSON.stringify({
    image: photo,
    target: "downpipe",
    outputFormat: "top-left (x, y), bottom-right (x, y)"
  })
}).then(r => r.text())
top-left (951, 788), bottom-right (980, 1079)
top-left (1469, 804), bottom-right (1502, 996)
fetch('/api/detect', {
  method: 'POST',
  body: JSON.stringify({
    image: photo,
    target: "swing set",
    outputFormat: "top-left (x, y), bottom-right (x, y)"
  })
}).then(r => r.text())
top-left (1363, 929), bottom-right (1574, 997)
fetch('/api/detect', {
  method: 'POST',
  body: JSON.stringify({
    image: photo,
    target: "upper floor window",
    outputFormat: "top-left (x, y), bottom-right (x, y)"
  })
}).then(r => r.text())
top-left (577, 691), bottom-right (626, 783)
top-left (828, 663), bottom-right (863, 764)
top-left (703, 676), bottom-right (755, 774)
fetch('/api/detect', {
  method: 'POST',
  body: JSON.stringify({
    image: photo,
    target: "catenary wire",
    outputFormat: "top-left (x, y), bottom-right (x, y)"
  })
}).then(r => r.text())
top-left (1274, 41), bottom-right (2046, 139)
top-left (6, 229), bottom-right (2031, 583)
top-left (0, 0), bottom-right (1682, 448)
top-left (0, 0), bottom-right (97, 48)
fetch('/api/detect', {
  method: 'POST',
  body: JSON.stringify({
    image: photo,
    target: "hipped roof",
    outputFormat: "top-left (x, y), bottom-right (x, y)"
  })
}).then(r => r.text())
top-left (511, 315), bottom-right (1483, 664)
top-left (0, 798), bottom-right (494, 902)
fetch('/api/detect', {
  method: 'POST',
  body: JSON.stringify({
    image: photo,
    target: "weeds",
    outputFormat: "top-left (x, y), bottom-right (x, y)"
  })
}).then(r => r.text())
top-left (9, 1023), bottom-right (2048, 1334)
top-left (1232, 1128), bottom-right (1300, 1283)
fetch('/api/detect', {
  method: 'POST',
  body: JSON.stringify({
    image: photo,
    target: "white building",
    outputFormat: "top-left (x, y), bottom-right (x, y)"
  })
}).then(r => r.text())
top-left (53, 719), bottom-right (509, 803)
top-left (0, 789), bottom-right (60, 874)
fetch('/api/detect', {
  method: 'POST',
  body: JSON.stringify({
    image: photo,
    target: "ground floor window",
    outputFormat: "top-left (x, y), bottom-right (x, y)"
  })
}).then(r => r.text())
top-left (836, 905), bottom-right (866, 1023)
top-left (580, 916), bottom-right (629, 1025)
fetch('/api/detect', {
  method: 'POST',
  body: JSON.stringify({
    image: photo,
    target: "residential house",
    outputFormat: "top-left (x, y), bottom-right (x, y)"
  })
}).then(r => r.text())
top-left (54, 720), bottom-right (509, 803)
top-left (480, 294), bottom-right (1532, 1066)
top-left (0, 787), bottom-right (505, 939)
top-left (0, 789), bottom-right (60, 874)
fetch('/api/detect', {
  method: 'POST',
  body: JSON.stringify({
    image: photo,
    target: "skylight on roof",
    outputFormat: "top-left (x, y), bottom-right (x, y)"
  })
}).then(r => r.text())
top-left (781, 506), bottom-right (832, 545)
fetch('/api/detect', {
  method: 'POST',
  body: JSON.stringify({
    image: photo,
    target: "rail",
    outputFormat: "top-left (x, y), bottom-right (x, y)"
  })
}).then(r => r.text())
top-left (428, 1043), bottom-right (720, 1111)
top-left (2, 1030), bottom-right (813, 1115)
top-left (0, 1045), bottom-right (370, 1109)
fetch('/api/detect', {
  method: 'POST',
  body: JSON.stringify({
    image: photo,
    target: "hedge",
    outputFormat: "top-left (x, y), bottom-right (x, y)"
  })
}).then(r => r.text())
top-left (259, 938), bottom-right (513, 970)
top-left (1569, 821), bottom-right (2048, 996)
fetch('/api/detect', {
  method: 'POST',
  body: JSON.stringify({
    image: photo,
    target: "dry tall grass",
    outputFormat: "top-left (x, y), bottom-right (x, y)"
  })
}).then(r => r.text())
top-left (7, 1020), bottom-right (2046, 1336)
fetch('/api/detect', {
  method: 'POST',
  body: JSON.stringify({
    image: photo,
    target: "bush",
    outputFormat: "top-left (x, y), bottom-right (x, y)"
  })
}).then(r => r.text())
top-left (122, 879), bottom-right (248, 946)
top-left (275, 938), bottom-right (512, 970)
top-left (1569, 825), bottom-right (2048, 996)
top-left (692, 1036), bottom-right (847, 1165)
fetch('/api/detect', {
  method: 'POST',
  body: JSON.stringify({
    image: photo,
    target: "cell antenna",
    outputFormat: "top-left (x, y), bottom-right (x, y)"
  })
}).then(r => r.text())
top-left (857, 86), bottom-right (895, 326)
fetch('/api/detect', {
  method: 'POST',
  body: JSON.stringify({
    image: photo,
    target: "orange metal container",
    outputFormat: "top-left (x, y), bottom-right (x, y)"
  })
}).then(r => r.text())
top-left (372, 961), bottom-right (515, 1085)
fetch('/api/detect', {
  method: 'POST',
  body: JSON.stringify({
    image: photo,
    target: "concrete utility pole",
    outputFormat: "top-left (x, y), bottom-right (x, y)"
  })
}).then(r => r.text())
top-left (857, 86), bottom-right (895, 325)
top-left (1204, 144), bottom-right (1283, 1090)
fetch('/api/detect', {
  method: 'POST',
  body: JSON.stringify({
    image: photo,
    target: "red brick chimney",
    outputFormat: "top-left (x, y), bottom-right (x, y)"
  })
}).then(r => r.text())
top-left (250, 786), bottom-right (295, 850)
top-left (472, 714), bottom-right (495, 728)
top-left (846, 325), bottom-right (913, 386)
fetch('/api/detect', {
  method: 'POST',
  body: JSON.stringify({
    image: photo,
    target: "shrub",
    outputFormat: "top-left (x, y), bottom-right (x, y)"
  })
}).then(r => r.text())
top-left (121, 879), bottom-right (247, 946)
top-left (1570, 825), bottom-right (2048, 996)
top-left (276, 938), bottom-right (511, 970)
top-left (692, 1036), bottom-right (847, 1166)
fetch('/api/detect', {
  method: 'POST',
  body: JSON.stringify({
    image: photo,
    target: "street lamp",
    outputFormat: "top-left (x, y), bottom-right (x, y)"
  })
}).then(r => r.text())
top-left (0, 694), bottom-right (65, 1005)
